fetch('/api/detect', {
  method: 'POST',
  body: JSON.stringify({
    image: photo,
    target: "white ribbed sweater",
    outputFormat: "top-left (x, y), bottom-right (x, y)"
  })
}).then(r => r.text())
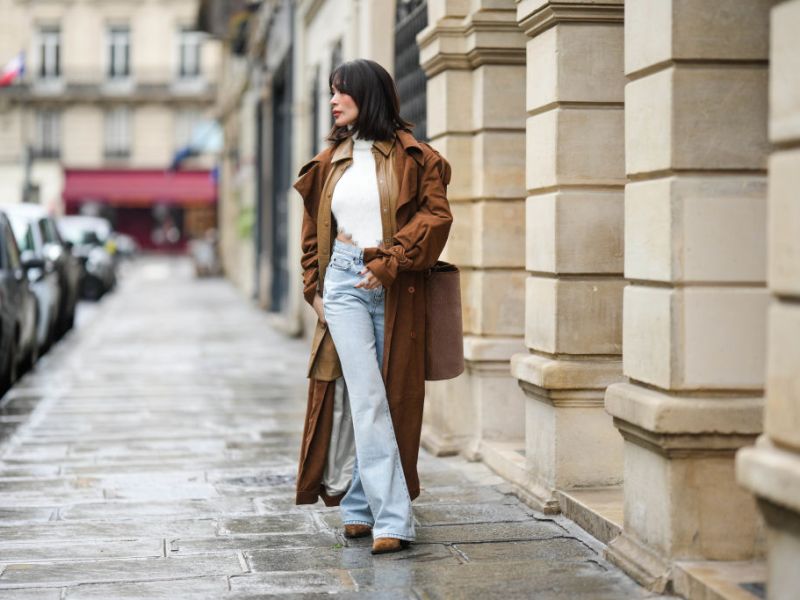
top-left (331, 132), bottom-right (382, 248)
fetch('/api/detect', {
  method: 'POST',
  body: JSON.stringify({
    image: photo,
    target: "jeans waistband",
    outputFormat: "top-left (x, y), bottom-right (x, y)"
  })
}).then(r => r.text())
top-left (332, 238), bottom-right (364, 261)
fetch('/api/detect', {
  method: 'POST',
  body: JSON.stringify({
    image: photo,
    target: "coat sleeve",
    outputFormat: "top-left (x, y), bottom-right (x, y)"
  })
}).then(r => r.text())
top-left (293, 159), bottom-right (321, 306)
top-left (364, 149), bottom-right (453, 288)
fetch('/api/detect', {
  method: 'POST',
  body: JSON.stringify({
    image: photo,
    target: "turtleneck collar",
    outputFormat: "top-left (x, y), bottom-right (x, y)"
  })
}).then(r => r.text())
top-left (347, 123), bottom-right (373, 144)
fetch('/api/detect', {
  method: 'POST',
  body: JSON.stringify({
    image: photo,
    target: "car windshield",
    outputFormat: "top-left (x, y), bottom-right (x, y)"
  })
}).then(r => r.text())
top-left (6, 215), bottom-right (36, 253)
top-left (59, 219), bottom-right (109, 246)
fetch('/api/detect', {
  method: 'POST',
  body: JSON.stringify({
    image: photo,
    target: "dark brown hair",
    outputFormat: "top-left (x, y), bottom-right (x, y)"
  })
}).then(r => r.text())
top-left (326, 59), bottom-right (413, 143)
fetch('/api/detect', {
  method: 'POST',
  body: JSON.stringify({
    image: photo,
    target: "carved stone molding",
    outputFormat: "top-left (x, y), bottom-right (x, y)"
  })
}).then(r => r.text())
top-left (613, 418), bottom-right (759, 459)
top-left (419, 10), bottom-right (526, 77)
top-left (517, 1), bottom-right (624, 38)
top-left (519, 380), bottom-right (606, 408)
top-left (511, 352), bottom-right (623, 391)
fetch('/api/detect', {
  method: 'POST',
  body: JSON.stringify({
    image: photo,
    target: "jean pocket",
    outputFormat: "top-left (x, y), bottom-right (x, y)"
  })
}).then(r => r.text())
top-left (328, 255), bottom-right (352, 271)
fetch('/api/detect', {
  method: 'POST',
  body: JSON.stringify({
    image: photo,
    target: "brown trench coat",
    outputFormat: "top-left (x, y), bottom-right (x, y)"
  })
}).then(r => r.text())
top-left (292, 129), bottom-right (453, 506)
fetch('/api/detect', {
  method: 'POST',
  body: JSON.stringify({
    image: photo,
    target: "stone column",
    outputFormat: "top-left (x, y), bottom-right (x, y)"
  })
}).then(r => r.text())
top-left (605, 0), bottom-right (772, 591)
top-left (509, 0), bottom-right (626, 513)
top-left (418, 1), bottom-right (528, 463)
top-left (737, 2), bottom-right (800, 599)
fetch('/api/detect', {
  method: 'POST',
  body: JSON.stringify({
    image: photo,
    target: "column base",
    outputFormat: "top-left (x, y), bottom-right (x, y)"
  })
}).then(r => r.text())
top-left (422, 337), bottom-right (526, 459)
top-left (555, 486), bottom-right (623, 545)
top-left (606, 531), bottom-right (672, 593)
top-left (512, 352), bottom-right (625, 491)
top-left (420, 424), bottom-right (463, 457)
top-left (508, 477), bottom-right (562, 515)
top-left (672, 560), bottom-right (766, 600)
top-left (605, 383), bottom-right (765, 591)
top-left (738, 437), bottom-right (800, 599)
top-left (478, 439), bottom-right (527, 489)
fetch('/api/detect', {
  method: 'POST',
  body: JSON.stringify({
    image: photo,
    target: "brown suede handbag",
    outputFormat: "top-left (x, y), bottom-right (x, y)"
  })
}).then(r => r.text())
top-left (424, 260), bottom-right (464, 380)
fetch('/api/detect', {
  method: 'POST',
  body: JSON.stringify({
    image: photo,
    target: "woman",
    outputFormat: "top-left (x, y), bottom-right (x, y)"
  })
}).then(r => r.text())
top-left (292, 58), bottom-right (453, 555)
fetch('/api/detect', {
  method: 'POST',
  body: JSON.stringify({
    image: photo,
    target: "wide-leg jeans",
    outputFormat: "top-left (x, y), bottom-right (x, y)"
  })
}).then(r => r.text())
top-left (322, 238), bottom-right (415, 541)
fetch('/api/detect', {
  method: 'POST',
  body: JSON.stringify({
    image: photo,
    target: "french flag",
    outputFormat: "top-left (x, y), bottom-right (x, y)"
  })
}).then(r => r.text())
top-left (0, 52), bottom-right (25, 87)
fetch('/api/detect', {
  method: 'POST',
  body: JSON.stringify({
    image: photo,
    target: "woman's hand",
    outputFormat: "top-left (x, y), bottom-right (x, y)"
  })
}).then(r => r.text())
top-left (355, 268), bottom-right (381, 290)
top-left (313, 294), bottom-right (326, 324)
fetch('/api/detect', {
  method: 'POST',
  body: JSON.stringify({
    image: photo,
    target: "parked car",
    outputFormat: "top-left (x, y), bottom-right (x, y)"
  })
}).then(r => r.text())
top-left (1, 205), bottom-right (80, 340)
top-left (111, 232), bottom-right (138, 261)
top-left (57, 216), bottom-right (117, 301)
top-left (1, 203), bottom-right (63, 353)
top-left (0, 211), bottom-right (40, 393)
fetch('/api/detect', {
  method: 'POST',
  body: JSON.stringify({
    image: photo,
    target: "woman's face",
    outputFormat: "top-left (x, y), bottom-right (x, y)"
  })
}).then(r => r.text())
top-left (330, 85), bottom-right (359, 128)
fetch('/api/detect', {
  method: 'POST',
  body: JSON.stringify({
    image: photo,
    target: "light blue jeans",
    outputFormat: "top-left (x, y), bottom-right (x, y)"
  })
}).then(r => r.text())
top-left (323, 238), bottom-right (415, 541)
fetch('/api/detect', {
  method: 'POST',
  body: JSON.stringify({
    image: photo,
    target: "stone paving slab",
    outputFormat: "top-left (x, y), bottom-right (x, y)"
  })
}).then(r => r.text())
top-left (0, 552), bottom-right (245, 588)
top-left (0, 517), bottom-right (220, 542)
top-left (0, 257), bottom-right (671, 598)
top-left (168, 532), bottom-right (340, 554)
top-left (62, 576), bottom-right (231, 599)
top-left (58, 497), bottom-right (258, 520)
top-left (0, 588), bottom-right (63, 600)
top-left (0, 538), bottom-right (164, 562)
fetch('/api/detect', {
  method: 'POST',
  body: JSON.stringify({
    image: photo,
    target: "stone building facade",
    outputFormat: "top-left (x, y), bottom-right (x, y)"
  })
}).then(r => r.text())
top-left (200, 0), bottom-right (396, 322)
top-left (737, 1), bottom-right (800, 599)
top-left (0, 0), bottom-right (220, 249)
top-left (207, 0), bottom-right (799, 597)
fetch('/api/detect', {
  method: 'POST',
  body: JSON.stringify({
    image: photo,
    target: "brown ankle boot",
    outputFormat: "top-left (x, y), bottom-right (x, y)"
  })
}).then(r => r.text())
top-left (371, 537), bottom-right (411, 555)
top-left (343, 524), bottom-right (372, 539)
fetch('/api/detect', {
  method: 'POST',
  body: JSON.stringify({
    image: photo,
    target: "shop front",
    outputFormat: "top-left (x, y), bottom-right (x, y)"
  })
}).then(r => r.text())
top-left (62, 168), bottom-right (217, 252)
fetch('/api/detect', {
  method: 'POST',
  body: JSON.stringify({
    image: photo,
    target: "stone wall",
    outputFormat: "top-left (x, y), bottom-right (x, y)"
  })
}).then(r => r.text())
top-left (603, 0), bottom-right (773, 590)
top-left (737, 1), bottom-right (800, 599)
top-left (419, 0), bottom-right (529, 464)
top-left (510, 0), bottom-right (626, 513)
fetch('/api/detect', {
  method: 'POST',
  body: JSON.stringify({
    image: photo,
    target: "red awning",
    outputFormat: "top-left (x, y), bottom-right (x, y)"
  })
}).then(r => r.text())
top-left (63, 169), bottom-right (217, 207)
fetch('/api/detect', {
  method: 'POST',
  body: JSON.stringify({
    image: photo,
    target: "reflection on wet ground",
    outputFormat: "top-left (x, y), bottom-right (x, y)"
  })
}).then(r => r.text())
top-left (0, 257), bottom-right (670, 598)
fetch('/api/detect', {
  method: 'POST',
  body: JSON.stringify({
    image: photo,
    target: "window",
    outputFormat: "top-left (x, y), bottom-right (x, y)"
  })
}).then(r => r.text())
top-left (177, 28), bottom-right (202, 79)
top-left (329, 40), bottom-right (343, 127)
top-left (107, 26), bottom-right (131, 79)
top-left (311, 65), bottom-right (320, 155)
top-left (42, 219), bottom-right (62, 245)
top-left (104, 107), bottom-right (131, 158)
top-left (34, 110), bottom-right (61, 158)
top-left (3, 222), bottom-right (21, 270)
top-left (38, 26), bottom-right (61, 80)
top-left (394, 0), bottom-right (428, 141)
top-left (174, 109), bottom-right (201, 149)
top-left (8, 217), bottom-right (35, 255)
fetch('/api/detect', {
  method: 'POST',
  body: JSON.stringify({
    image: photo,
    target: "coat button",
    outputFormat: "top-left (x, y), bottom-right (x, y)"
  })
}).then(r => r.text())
top-left (410, 331), bottom-right (416, 339)
top-left (408, 286), bottom-right (415, 293)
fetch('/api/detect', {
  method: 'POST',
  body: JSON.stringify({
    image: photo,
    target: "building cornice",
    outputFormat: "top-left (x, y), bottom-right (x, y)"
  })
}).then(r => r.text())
top-left (0, 83), bottom-right (217, 106)
top-left (517, 1), bottom-right (624, 38)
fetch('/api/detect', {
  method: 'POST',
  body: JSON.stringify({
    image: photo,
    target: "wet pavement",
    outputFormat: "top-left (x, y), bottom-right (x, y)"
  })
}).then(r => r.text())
top-left (0, 257), bottom-right (670, 599)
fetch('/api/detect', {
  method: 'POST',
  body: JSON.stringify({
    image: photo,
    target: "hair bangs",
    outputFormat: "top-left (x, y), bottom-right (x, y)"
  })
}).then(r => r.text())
top-left (329, 66), bottom-right (352, 97)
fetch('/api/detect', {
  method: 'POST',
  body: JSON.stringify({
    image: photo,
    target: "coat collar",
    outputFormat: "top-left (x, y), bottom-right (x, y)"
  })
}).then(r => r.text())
top-left (331, 130), bottom-right (423, 165)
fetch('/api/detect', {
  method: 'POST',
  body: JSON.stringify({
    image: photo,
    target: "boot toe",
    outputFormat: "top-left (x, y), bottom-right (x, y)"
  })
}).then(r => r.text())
top-left (343, 524), bottom-right (372, 539)
top-left (371, 537), bottom-right (411, 555)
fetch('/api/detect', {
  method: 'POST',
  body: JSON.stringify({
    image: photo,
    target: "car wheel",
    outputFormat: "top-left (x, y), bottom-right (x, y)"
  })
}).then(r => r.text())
top-left (5, 335), bottom-right (18, 391)
top-left (42, 316), bottom-right (55, 353)
top-left (84, 277), bottom-right (104, 301)
top-left (25, 314), bottom-right (40, 371)
top-left (65, 304), bottom-right (76, 330)
top-left (0, 338), bottom-right (12, 395)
